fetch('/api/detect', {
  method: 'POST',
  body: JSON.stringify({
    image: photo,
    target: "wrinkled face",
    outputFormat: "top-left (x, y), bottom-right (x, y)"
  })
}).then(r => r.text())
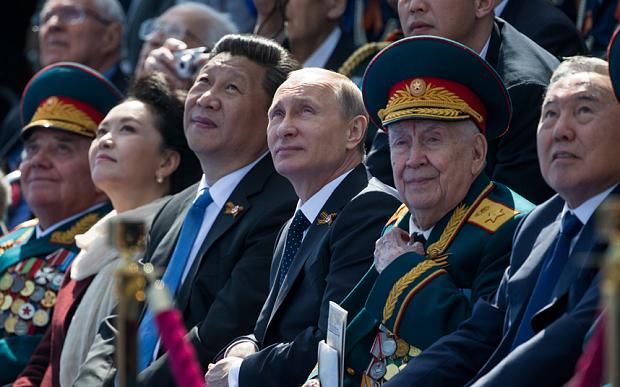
top-left (388, 119), bottom-right (484, 226)
top-left (38, 0), bottom-right (114, 67)
top-left (285, 0), bottom-right (332, 42)
top-left (537, 71), bottom-right (620, 208)
top-left (20, 128), bottom-right (101, 221)
top-left (398, 0), bottom-right (478, 41)
top-left (267, 74), bottom-right (354, 184)
top-left (184, 53), bottom-right (270, 168)
top-left (90, 100), bottom-right (168, 195)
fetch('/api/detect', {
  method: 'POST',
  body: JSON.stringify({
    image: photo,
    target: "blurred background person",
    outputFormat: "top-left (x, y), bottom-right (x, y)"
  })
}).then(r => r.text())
top-left (13, 73), bottom-right (201, 387)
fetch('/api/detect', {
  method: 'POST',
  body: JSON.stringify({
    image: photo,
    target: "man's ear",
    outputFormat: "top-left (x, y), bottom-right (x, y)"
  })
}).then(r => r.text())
top-left (475, 0), bottom-right (496, 19)
top-left (101, 22), bottom-right (123, 55)
top-left (345, 115), bottom-right (368, 151)
top-left (471, 132), bottom-right (488, 175)
top-left (326, 0), bottom-right (347, 20)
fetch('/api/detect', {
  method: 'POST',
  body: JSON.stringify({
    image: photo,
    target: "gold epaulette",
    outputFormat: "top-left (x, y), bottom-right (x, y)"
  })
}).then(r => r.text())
top-left (385, 203), bottom-right (408, 229)
top-left (50, 213), bottom-right (101, 245)
top-left (468, 197), bottom-right (520, 233)
top-left (338, 42), bottom-right (391, 77)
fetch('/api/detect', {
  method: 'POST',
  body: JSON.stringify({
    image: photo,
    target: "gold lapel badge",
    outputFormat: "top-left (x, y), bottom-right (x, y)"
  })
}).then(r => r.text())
top-left (225, 202), bottom-right (244, 218)
top-left (317, 211), bottom-right (337, 225)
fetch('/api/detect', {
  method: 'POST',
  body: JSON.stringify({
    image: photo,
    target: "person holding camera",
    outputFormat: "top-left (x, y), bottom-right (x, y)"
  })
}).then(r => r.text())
top-left (133, 2), bottom-right (237, 91)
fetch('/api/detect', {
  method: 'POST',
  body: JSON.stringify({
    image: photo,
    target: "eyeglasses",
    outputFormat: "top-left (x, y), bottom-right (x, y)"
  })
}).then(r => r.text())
top-left (138, 18), bottom-right (203, 44)
top-left (32, 4), bottom-right (111, 30)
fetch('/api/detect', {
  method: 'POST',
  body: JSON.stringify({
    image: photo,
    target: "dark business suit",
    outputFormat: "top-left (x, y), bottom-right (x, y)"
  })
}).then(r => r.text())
top-left (499, 0), bottom-right (588, 58)
top-left (324, 31), bottom-right (358, 72)
top-left (72, 155), bottom-right (297, 386)
top-left (229, 164), bottom-right (400, 387)
top-left (366, 19), bottom-right (559, 205)
top-left (385, 187), bottom-right (619, 387)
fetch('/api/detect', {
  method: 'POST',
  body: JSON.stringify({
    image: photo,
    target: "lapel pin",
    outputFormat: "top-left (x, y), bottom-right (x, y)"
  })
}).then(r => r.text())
top-left (317, 211), bottom-right (337, 225)
top-left (225, 202), bottom-right (244, 218)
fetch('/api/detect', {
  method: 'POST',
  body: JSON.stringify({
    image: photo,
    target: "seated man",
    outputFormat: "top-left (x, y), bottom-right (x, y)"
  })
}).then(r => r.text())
top-left (205, 68), bottom-right (401, 387)
top-left (384, 55), bottom-right (620, 387)
top-left (330, 36), bottom-right (534, 386)
top-left (0, 62), bottom-right (121, 383)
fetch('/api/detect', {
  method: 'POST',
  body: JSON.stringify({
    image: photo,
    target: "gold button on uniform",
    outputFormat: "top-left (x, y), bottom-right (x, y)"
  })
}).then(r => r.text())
top-left (346, 367), bottom-right (356, 376)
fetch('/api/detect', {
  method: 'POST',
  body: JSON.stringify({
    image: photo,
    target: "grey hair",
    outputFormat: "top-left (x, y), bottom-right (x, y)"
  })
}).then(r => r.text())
top-left (90, 0), bottom-right (126, 26)
top-left (549, 56), bottom-right (608, 85)
top-left (175, 2), bottom-right (238, 47)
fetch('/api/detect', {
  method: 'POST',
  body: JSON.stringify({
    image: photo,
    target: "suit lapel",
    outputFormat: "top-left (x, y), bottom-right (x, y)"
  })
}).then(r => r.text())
top-left (175, 156), bottom-right (275, 311)
top-left (265, 165), bottom-right (370, 332)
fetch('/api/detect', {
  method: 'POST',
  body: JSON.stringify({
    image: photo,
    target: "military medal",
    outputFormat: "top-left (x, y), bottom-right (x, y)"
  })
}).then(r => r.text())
top-left (1, 294), bottom-right (12, 310)
top-left (380, 332), bottom-right (397, 357)
top-left (395, 338), bottom-right (410, 358)
top-left (0, 273), bottom-right (13, 291)
top-left (30, 286), bottom-right (45, 302)
top-left (0, 292), bottom-right (4, 307)
top-left (14, 320), bottom-right (28, 336)
top-left (50, 273), bottom-right (64, 290)
top-left (32, 309), bottom-right (49, 327)
top-left (10, 275), bottom-right (25, 293)
top-left (40, 290), bottom-right (57, 308)
top-left (369, 360), bottom-right (387, 380)
top-left (11, 299), bottom-right (25, 314)
top-left (409, 346), bottom-right (422, 357)
top-left (34, 269), bottom-right (48, 285)
top-left (384, 363), bottom-right (400, 380)
top-left (20, 281), bottom-right (35, 297)
top-left (18, 303), bottom-right (35, 320)
top-left (4, 315), bottom-right (17, 333)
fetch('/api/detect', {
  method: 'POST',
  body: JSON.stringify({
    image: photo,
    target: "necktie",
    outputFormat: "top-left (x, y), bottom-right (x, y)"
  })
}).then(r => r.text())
top-left (411, 232), bottom-right (427, 245)
top-left (277, 210), bottom-right (311, 288)
top-left (512, 211), bottom-right (582, 349)
top-left (137, 188), bottom-right (213, 371)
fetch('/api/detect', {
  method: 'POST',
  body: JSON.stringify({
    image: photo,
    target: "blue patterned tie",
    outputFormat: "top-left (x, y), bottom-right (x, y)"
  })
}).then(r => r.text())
top-left (137, 188), bottom-right (213, 371)
top-left (277, 210), bottom-right (311, 288)
top-left (512, 211), bottom-right (582, 349)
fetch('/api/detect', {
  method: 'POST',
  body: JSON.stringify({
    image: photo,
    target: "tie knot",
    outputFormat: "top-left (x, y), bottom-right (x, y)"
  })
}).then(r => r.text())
top-left (410, 232), bottom-right (426, 245)
top-left (561, 212), bottom-right (582, 238)
top-left (291, 210), bottom-right (311, 233)
top-left (193, 188), bottom-right (213, 210)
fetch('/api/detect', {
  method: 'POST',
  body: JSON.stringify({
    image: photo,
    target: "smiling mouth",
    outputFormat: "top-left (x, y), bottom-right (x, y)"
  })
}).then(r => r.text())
top-left (191, 116), bottom-right (217, 128)
top-left (552, 151), bottom-right (578, 161)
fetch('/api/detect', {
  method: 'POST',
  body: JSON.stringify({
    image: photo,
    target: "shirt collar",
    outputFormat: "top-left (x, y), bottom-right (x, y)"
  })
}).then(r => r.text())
top-left (303, 27), bottom-right (342, 68)
top-left (479, 35), bottom-right (491, 59)
top-left (196, 153), bottom-right (268, 208)
top-left (562, 184), bottom-right (618, 225)
top-left (409, 215), bottom-right (434, 241)
top-left (494, 0), bottom-right (510, 17)
top-left (296, 168), bottom-right (353, 224)
top-left (36, 201), bottom-right (109, 238)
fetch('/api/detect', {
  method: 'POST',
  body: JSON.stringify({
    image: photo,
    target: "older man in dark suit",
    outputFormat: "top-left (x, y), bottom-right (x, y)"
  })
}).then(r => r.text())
top-left (367, 0), bottom-right (559, 205)
top-left (205, 68), bottom-right (401, 387)
top-left (72, 34), bottom-right (299, 387)
top-left (385, 55), bottom-right (620, 387)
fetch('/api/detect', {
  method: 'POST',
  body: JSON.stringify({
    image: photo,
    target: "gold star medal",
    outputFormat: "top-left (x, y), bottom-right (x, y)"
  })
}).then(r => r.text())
top-left (224, 202), bottom-right (244, 218)
top-left (317, 212), bottom-right (337, 225)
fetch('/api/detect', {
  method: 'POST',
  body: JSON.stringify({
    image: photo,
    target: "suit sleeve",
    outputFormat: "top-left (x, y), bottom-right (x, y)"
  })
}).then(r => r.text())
top-left (469, 272), bottom-right (600, 387)
top-left (238, 191), bottom-right (400, 387)
top-left (487, 83), bottom-right (554, 204)
top-left (137, 197), bottom-right (295, 387)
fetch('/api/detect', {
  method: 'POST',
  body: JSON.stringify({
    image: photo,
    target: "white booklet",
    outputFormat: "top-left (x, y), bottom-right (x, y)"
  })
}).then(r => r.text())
top-left (318, 301), bottom-right (348, 387)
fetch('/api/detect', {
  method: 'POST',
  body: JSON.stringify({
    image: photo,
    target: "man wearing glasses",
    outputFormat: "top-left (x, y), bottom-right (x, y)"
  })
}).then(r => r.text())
top-left (133, 2), bottom-right (237, 92)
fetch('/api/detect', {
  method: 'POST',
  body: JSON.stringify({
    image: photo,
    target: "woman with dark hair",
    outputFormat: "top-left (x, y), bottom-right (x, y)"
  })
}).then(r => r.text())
top-left (13, 74), bottom-right (201, 387)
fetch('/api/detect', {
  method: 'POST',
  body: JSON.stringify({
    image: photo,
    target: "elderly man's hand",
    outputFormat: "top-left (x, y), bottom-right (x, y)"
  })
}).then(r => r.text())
top-left (301, 379), bottom-right (321, 387)
top-left (224, 340), bottom-right (258, 359)
top-left (142, 38), bottom-right (207, 91)
top-left (205, 357), bottom-right (242, 387)
top-left (374, 228), bottom-right (425, 273)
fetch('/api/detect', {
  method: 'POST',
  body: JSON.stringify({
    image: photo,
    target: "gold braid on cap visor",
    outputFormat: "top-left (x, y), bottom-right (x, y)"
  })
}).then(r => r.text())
top-left (378, 80), bottom-right (484, 126)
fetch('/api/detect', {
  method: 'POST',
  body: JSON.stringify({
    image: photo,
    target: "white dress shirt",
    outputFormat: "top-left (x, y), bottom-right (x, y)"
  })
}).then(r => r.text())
top-left (303, 27), bottom-right (342, 68)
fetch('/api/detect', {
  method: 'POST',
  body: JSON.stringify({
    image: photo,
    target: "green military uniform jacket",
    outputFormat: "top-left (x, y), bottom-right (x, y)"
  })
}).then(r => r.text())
top-left (339, 174), bottom-right (534, 386)
top-left (0, 203), bottom-right (110, 384)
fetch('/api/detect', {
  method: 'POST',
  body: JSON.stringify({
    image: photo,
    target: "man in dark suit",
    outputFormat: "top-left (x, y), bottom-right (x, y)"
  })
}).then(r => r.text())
top-left (72, 34), bottom-right (299, 386)
top-left (204, 68), bottom-right (401, 387)
top-left (496, 0), bottom-right (588, 58)
top-left (367, 0), bottom-right (559, 205)
top-left (384, 55), bottom-right (620, 387)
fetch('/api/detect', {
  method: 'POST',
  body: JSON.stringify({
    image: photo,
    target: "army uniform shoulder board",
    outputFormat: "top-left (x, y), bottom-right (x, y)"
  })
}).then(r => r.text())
top-left (467, 197), bottom-right (520, 233)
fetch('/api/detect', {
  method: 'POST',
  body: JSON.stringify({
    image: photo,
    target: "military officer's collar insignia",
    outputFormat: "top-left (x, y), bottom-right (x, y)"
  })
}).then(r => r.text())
top-left (49, 213), bottom-right (101, 245)
top-left (224, 202), bottom-right (244, 218)
top-left (317, 211), bottom-right (337, 225)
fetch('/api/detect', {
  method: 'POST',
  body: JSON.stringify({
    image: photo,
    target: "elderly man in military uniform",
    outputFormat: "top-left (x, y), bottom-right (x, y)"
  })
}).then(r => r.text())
top-left (0, 62), bottom-right (120, 383)
top-left (305, 36), bottom-right (535, 387)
